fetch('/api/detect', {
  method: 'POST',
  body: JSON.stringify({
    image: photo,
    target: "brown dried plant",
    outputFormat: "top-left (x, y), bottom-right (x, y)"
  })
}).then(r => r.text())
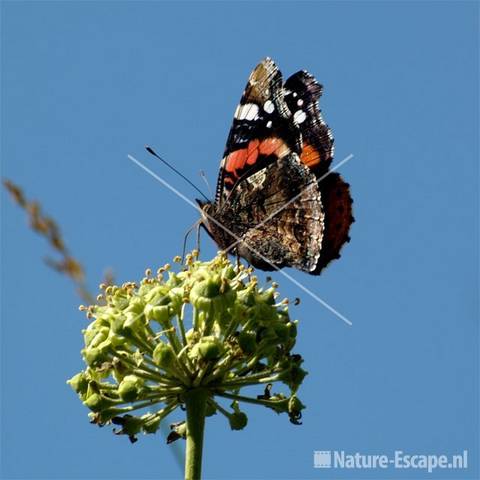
top-left (3, 179), bottom-right (98, 304)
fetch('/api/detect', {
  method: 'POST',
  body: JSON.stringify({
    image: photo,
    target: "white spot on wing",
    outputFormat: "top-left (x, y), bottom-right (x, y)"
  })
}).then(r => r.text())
top-left (235, 103), bottom-right (259, 121)
top-left (263, 100), bottom-right (275, 114)
top-left (266, 120), bottom-right (272, 128)
top-left (294, 110), bottom-right (307, 124)
top-left (297, 99), bottom-right (304, 106)
top-left (246, 168), bottom-right (267, 187)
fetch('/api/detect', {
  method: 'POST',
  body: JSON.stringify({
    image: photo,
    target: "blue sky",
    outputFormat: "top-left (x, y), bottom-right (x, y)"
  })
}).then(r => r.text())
top-left (1, 1), bottom-right (478, 479)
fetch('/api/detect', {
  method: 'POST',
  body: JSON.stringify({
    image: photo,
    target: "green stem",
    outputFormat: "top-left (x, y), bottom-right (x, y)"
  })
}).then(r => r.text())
top-left (177, 304), bottom-right (188, 346)
top-left (184, 388), bottom-right (208, 480)
top-left (220, 371), bottom-right (284, 388)
top-left (216, 391), bottom-right (285, 409)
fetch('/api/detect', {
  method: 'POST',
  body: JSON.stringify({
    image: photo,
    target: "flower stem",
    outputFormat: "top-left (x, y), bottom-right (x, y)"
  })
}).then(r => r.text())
top-left (216, 391), bottom-right (285, 409)
top-left (184, 388), bottom-right (207, 480)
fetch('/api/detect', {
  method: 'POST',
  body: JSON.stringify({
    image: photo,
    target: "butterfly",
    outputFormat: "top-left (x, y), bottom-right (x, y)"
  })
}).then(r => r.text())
top-left (197, 58), bottom-right (353, 274)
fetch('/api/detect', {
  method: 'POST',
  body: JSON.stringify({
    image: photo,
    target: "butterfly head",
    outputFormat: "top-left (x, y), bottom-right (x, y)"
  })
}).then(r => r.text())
top-left (196, 198), bottom-right (233, 250)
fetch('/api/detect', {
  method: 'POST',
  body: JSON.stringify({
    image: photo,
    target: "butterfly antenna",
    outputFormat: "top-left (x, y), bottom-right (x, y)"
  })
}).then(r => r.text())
top-left (145, 145), bottom-right (209, 201)
top-left (199, 170), bottom-right (213, 198)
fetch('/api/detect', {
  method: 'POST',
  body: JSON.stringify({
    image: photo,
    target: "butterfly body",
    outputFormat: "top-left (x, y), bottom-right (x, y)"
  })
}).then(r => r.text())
top-left (200, 58), bottom-right (353, 275)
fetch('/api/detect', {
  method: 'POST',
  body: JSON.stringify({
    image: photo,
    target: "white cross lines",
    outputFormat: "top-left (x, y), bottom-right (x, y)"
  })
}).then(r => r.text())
top-left (127, 153), bottom-right (353, 326)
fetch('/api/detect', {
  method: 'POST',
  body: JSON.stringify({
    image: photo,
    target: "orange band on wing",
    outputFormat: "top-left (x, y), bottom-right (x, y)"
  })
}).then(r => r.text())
top-left (225, 137), bottom-right (289, 180)
top-left (246, 139), bottom-right (260, 165)
top-left (226, 148), bottom-right (248, 175)
top-left (300, 143), bottom-right (321, 167)
top-left (259, 137), bottom-right (283, 156)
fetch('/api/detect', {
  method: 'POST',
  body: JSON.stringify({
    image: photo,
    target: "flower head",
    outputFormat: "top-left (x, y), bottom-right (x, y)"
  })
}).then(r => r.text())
top-left (68, 252), bottom-right (307, 443)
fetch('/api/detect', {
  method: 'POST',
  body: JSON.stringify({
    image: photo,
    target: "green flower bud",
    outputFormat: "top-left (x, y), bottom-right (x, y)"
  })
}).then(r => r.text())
top-left (142, 414), bottom-right (161, 434)
top-left (229, 411), bottom-right (248, 430)
top-left (192, 294), bottom-right (212, 312)
top-left (288, 395), bottom-right (305, 414)
top-left (112, 291), bottom-right (129, 310)
top-left (83, 393), bottom-right (116, 412)
top-left (90, 407), bottom-right (127, 424)
top-left (145, 304), bottom-right (171, 324)
top-left (110, 313), bottom-right (127, 335)
top-left (287, 321), bottom-right (297, 338)
top-left (123, 311), bottom-right (144, 333)
top-left (273, 322), bottom-right (289, 341)
top-left (112, 414), bottom-right (143, 442)
top-left (67, 372), bottom-right (89, 395)
top-left (83, 346), bottom-right (109, 366)
top-left (238, 288), bottom-right (256, 306)
top-left (125, 297), bottom-right (145, 315)
top-left (84, 326), bottom-right (109, 349)
top-left (165, 271), bottom-right (180, 286)
top-left (197, 337), bottom-right (224, 361)
top-left (258, 288), bottom-right (276, 305)
top-left (152, 342), bottom-right (176, 369)
top-left (280, 364), bottom-right (308, 390)
top-left (221, 265), bottom-right (236, 280)
top-left (109, 332), bottom-right (126, 348)
top-left (143, 285), bottom-right (163, 302)
top-left (288, 395), bottom-right (305, 425)
top-left (94, 313), bottom-right (112, 328)
top-left (256, 326), bottom-right (276, 343)
top-left (238, 331), bottom-right (257, 354)
top-left (197, 276), bottom-right (222, 298)
top-left (118, 375), bottom-right (144, 402)
top-left (190, 275), bottom-right (235, 315)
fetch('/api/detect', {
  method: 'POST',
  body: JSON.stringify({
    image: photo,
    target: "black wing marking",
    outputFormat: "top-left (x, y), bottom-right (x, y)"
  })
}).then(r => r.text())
top-left (284, 70), bottom-right (334, 175)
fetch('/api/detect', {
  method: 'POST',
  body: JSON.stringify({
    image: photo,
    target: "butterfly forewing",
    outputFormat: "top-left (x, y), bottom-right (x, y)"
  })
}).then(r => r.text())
top-left (215, 58), bottom-right (301, 206)
top-left (284, 70), bottom-right (334, 175)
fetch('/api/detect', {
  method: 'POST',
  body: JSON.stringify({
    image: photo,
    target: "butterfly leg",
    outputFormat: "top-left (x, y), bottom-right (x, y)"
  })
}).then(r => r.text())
top-left (195, 221), bottom-right (202, 255)
top-left (182, 220), bottom-right (200, 263)
top-left (235, 247), bottom-right (241, 270)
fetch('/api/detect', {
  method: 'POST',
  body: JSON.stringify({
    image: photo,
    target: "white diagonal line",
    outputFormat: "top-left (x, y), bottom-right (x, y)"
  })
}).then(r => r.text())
top-left (223, 153), bottom-right (354, 254)
top-left (128, 155), bottom-right (201, 210)
top-left (128, 154), bottom-right (352, 326)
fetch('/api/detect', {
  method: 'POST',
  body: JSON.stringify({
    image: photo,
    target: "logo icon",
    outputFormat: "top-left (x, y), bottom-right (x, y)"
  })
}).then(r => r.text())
top-left (314, 451), bottom-right (332, 468)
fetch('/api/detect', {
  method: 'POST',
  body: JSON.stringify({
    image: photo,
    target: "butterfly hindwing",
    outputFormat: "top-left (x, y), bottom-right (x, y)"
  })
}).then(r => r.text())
top-left (211, 152), bottom-right (324, 273)
top-left (313, 172), bottom-right (354, 273)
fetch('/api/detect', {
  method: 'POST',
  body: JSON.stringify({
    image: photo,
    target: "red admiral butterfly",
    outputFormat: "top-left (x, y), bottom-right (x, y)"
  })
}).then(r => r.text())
top-left (198, 58), bottom-right (354, 275)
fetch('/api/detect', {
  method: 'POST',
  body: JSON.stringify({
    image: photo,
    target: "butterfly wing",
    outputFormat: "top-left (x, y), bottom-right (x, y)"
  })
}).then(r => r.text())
top-left (283, 70), bottom-right (334, 174)
top-left (214, 58), bottom-right (301, 206)
top-left (225, 152), bottom-right (325, 273)
top-left (209, 60), bottom-right (353, 274)
top-left (284, 70), bottom-right (354, 273)
top-left (311, 172), bottom-right (353, 273)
